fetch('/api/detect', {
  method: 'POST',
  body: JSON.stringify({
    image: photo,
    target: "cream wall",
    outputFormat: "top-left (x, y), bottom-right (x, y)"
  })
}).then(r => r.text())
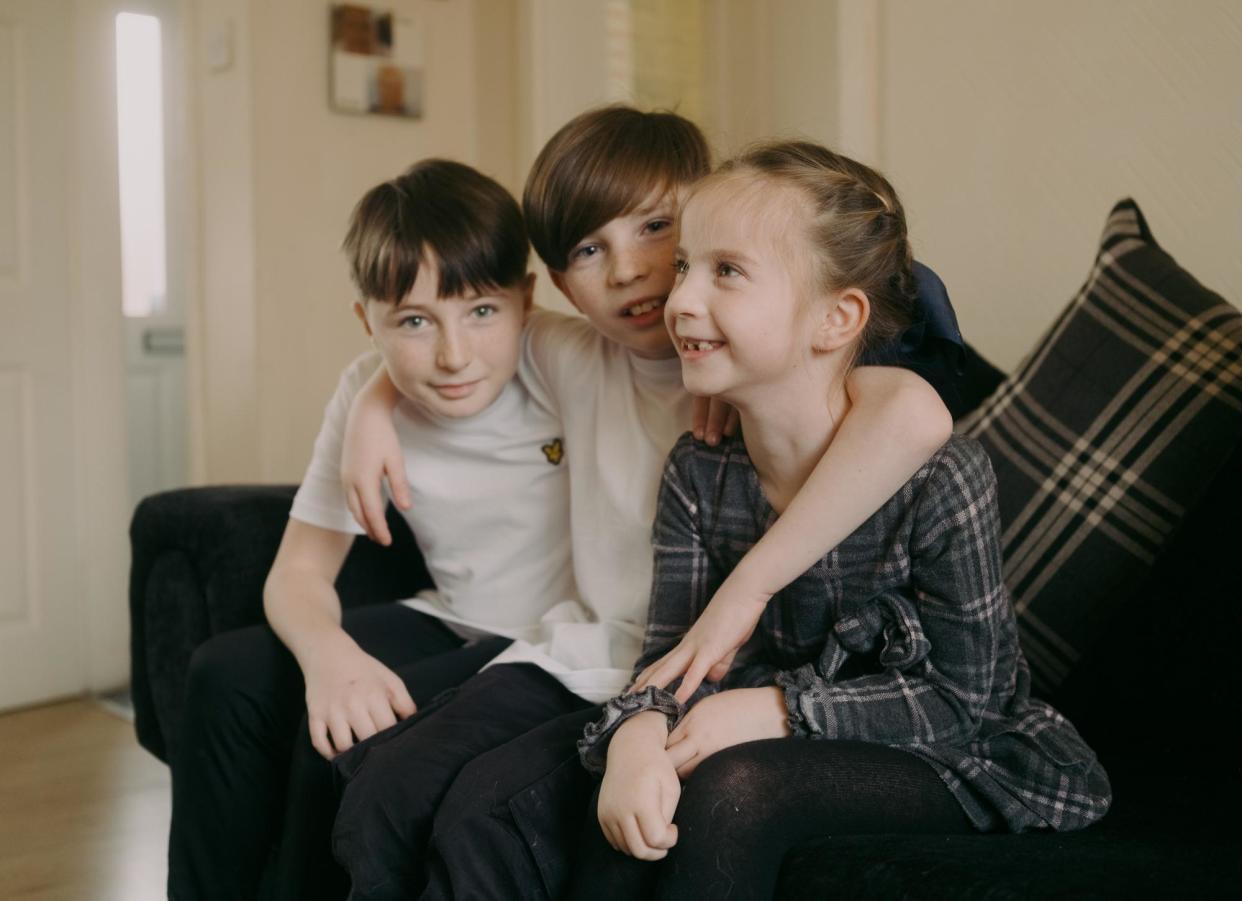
top-left (867, 0), bottom-right (1242, 370)
top-left (191, 0), bottom-right (520, 483)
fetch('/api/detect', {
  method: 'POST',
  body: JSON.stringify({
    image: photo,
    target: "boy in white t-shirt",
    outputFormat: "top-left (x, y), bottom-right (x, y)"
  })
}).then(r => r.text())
top-left (332, 107), bottom-right (961, 900)
top-left (167, 159), bottom-right (576, 901)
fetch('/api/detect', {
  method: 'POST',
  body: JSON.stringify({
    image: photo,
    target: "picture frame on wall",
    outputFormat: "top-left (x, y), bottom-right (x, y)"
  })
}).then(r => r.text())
top-left (330, 4), bottom-right (425, 119)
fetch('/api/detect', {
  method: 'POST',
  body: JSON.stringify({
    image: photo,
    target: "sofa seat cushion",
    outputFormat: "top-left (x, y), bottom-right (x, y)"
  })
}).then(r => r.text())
top-left (776, 826), bottom-right (1240, 900)
top-left (957, 198), bottom-right (1242, 694)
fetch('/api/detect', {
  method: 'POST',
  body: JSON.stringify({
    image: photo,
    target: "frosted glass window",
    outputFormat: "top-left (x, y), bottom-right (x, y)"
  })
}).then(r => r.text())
top-left (115, 13), bottom-right (167, 318)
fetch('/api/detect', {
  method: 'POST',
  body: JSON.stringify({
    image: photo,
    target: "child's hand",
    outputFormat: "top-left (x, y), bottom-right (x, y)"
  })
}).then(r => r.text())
top-left (632, 573), bottom-right (772, 703)
top-left (690, 395), bottom-right (740, 446)
top-left (341, 373), bottom-right (410, 546)
top-left (597, 713), bottom-right (681, 860)
top-left (303, 637), bottom-right (416, 760)
top-left (664, 687), bottom-right (791, 779)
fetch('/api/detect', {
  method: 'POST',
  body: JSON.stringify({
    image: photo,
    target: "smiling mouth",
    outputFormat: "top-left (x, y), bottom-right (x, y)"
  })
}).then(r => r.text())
top-left (679, 339), bottom-right (725, 353)
top-left (622, 297), bottom-right (666, 318)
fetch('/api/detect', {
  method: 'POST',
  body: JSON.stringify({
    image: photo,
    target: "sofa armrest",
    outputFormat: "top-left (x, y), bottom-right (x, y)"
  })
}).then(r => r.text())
top-left (129, 484), bottom-right (430, 762)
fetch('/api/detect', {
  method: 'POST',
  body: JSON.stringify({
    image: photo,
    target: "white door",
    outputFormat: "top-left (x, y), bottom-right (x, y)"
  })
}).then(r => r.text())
top-left (116, 0), bottom-right (187, 510)
top-left (0, 0), bottom-right (130, 710)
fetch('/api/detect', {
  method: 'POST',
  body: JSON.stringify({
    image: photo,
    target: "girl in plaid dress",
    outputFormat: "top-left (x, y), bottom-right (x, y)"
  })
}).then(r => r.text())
top-left (574, 142), bottom-right (1112, 900)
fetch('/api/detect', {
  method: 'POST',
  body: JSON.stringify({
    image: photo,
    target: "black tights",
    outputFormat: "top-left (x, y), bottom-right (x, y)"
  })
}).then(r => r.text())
top-left (569, 738), bottom-right (973, 901)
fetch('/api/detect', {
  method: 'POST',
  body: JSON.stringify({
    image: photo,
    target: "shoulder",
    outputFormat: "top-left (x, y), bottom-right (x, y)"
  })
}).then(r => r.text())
top-left (924, 434), bottom-right (994, 486)
top-left (910, 434), bottom-right (999, 536)
top-left (661, 431), bottom-right (752, 504)
top-left (665, 429), bottom-right (742, 474)
top-left (524, 308), bottom-right (602, 364)
top-left (334, 350), bottom-right (384, 400)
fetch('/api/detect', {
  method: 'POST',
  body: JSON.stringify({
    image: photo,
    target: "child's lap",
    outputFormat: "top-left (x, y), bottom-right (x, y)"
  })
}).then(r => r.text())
top-left (333, 662), bottom-right (590, 811)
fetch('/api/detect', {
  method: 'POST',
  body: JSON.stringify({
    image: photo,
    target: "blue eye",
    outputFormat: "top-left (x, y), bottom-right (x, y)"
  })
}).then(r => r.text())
top-left (571, 244), bottom-right (600, 261)
top-left (471, 304), bottom-right (497, 319)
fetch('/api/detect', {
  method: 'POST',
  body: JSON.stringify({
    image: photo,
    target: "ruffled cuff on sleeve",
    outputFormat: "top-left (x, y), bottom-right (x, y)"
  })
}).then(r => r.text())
top-left (577, 685), bottom-right (682, 775)
top-left (775, 665), bottom-right (838, 740)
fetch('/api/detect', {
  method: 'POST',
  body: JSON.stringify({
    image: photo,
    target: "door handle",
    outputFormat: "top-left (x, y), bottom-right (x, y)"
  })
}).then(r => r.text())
top-left (142, 328), bottom-right (185, 356)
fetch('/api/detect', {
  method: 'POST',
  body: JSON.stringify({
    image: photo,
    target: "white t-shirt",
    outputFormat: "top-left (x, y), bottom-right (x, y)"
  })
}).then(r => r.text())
top-left (485, 311), bottom-right (692, 702)
top-left (290, 351), bottom-right (577, 642)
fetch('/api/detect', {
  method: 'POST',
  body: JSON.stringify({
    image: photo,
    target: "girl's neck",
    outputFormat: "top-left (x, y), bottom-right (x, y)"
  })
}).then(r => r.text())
top-left (733, 369), bottom-right (851, 514)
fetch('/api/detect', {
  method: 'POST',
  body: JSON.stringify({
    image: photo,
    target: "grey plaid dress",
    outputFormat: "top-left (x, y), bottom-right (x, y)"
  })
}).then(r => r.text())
top-left (579, 433), bottom-right (1111, 833)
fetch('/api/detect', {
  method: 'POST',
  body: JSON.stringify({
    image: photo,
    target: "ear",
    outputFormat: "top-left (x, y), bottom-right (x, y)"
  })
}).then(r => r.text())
top-left (353, 300), bottom-right (374, 338)
top-left (812, 288), bottom-right (869, 353)
top-left (548, 269), bottom-right (581, 312)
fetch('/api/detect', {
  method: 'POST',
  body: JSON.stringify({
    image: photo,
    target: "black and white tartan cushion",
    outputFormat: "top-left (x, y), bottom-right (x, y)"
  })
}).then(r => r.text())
top-left (958, 199), bottom-right (1242, 694)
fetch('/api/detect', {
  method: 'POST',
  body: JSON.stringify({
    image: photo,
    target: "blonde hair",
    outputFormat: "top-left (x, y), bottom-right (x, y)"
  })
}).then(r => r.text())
top-left (708, 141), bottom-right (916, 359)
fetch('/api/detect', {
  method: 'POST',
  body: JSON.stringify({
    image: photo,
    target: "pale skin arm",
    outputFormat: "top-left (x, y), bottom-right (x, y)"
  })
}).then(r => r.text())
top-left (340, 365), bottom-right (408, 545)
top-left (597, 711), bottom-right (682, 860)
top-left (636, 367), bottom-right (953, 702)
top-left (263, 519), bottom-right (417, 760)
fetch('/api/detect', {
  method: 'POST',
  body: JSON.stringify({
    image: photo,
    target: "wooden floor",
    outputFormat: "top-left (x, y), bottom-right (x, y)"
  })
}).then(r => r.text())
top-left (0, 699), bottom-right (170, 901)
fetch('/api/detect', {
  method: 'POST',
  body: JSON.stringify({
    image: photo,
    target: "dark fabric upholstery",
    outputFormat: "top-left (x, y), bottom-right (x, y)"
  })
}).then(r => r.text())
top-left (777, 829), bottom-right (1240, 900)
top-left (958, 199), bottom-right (1242, 695)
top-left (129, 485), bottom-right (431, 762)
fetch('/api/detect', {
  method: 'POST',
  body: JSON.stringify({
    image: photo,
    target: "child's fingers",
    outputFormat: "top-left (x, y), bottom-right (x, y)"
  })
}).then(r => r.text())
top-left (367, 696), bottom-right (398, 734)
top-left (620, 815), bottom-right (664, 861)
top-left (704, 397), bottom-right (731, 445)
top-left (360, 486), bottom-right (391, 546)
top-left (723, 406), bottom-right (740, 437)
top-left (386, 456), bottom-right (413, 510)
top-left (674, 753), bottom-right (702, 780)
top-left (706, 650), bottom-right (737, 683)
top-left (345, 487), bottom-right (365, 534)
top-left (347, 705), bottom-right (379, 743)
top-left (386, 678), bottom-right (417, 719)
top-left (665, 738), bottom-right (697, 772)
top-left (328, 714), bottom-right (355, 755)
top-left (659, 775), bottom-right (680, 830)
top-left (690, 395), bottom-right (710, 441)
top-left (634, 645), bottom-right (690, 692)
top-left (635, 806), bottom-right (677, 851)
top-left (309, 718), bottom-right (335, 761)
top-left (598, 813), bottom-right (622, 853)
top-left (673, 656), bottom-right (713, 703)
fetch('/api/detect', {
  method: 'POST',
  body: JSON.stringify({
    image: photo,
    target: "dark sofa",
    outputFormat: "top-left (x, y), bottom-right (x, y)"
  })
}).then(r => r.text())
top-left (131, 201), bottom-right (1242, 897)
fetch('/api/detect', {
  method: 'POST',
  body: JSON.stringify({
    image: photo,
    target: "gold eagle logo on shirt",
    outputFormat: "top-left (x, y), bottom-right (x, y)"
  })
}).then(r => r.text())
top-left (541, 438), bottom-right (564, 465)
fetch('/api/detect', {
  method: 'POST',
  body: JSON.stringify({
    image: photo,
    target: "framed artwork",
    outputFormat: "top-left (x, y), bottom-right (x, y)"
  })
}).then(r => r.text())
top-left (330, 4), bottom-right (425, 118)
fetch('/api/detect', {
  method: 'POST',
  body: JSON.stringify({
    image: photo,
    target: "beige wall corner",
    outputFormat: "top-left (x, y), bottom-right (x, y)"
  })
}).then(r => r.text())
top-left (876, 0), bottom-right (1242, 370)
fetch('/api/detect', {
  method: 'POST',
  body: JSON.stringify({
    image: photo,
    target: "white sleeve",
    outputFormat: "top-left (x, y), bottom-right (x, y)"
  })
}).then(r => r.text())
top-left (288, 352), bottom-right (384, 534)
top-left (519, 309), bottom-right (599, 416)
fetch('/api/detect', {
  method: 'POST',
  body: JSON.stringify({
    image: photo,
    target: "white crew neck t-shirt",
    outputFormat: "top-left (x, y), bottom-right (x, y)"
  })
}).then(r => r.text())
top-left (290, 351), bottom-right (576, 642)
top-left (485, 310), bottom-right (692, 702)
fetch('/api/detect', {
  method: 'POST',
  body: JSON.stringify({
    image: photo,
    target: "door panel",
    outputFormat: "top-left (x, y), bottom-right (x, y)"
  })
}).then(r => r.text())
top-left (0, 0), bottom-right (87, 709)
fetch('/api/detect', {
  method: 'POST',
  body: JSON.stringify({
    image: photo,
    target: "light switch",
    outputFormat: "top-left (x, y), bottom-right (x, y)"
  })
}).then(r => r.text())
top-left (206, 21), bottom-right (234, 72)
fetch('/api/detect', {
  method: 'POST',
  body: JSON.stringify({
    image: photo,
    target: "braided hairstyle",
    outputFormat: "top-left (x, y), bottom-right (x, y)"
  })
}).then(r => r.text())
top-left (714, 141), bottom-right (917, 362)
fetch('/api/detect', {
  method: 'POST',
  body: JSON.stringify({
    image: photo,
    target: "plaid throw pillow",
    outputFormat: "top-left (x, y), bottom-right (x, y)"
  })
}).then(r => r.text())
top-left (958, 199), bottom-right (1242, 694)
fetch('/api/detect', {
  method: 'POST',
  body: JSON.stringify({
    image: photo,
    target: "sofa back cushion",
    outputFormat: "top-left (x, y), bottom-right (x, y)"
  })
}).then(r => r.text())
top-left (958, 199), bottom-right (1242, 696)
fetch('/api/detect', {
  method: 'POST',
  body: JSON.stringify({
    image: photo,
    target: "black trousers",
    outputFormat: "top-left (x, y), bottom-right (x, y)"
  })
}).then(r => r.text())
top-left (331, 663), bottom-right (598, 901)
top-left (166, 604), bottom-right (510, 901)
